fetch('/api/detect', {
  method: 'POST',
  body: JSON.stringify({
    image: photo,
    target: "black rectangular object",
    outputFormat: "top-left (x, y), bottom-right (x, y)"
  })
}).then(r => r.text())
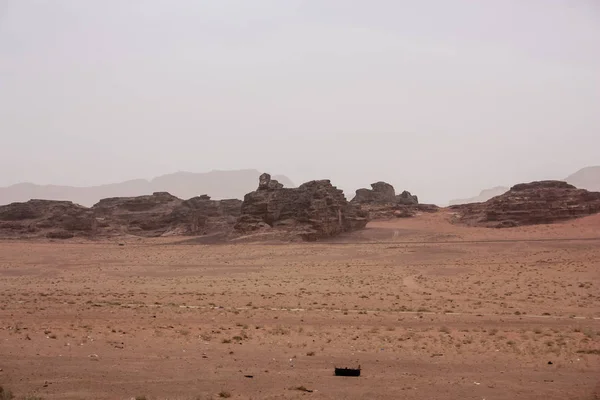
top-left (335, 367), bottom-right (361, 377)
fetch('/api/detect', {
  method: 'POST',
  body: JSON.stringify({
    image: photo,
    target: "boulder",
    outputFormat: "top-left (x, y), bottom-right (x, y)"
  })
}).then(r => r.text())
top-left (397, 190), bottom-right (418, 205)
top-left (352, 181), bottom-right (396, 204)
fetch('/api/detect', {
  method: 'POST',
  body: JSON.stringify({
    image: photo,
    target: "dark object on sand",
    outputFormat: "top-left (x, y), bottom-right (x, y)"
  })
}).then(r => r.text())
top-left (335, 366), bottom-right (361, 377)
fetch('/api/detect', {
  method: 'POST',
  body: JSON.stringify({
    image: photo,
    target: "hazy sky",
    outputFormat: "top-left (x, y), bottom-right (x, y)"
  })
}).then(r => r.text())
top-left (1, 0), bottom-right (599, 204)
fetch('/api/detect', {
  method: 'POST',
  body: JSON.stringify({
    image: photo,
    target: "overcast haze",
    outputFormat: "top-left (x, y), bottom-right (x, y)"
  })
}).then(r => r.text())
top-left (1, 0), bottom-right (599, 204)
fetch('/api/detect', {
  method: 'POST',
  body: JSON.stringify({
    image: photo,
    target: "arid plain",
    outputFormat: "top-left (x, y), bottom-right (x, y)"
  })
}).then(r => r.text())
top-left (1, 211), bottom-right (599, 400)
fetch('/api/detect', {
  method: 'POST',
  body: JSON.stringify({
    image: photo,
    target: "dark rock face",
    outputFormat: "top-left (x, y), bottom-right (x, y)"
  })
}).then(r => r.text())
top-left (235, 173), bottom-right (367, 240)
top-left (92, 192), bottom-right (241, 237)
top-left (0, 193), bottom-right (242, 239)
top-left (450, 180), bottom-right (600, 228)
top-left (0, 202), bottom-right (41, 221)
top-left (351, 182), bottom-right (435, 219)
top-left (0, 200), bottom-right (96, 238)
top-left (510, 180), bottom-right (574, 191)
top-left (92, 192), bottom-right (184, 236)
top-left (397, 190), bottom-right (418, 205)
top-left (258, 173), bottom-right (284, 190)
top-left (179, 196), bottom-right (242, 236)
top-left (353, 181), bottom-right (396, 204)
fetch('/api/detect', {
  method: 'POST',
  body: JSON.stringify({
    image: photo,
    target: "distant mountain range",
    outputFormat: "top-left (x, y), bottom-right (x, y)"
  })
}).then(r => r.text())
top-left (564, 166), bottom-right (600, 192)
top-left (448, 186), bottom-right (510, 206)
top-left (449, 166), bottom-right (600, 205)
top-left (0, 170), bottom-right (295, 207)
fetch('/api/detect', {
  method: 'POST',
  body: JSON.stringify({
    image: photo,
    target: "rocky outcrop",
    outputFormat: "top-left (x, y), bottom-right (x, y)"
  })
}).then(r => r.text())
top-left (92, 192), bottom-right (241, 237)
top-left (178, 196), bottom-right (242, 236)
top-left (397, 190), bottom-right (419, 205)
top-left (0, 200), bottom-right (96, 239)
top-left (450, 180), bottom-right (600, 228)
top-left (92, 192), bottom-right (183, 236)
top-left (0, 173), bottom-right (370, 241)
top-left (353, 182), bottom-right (396, 204)
top-left (0, 193), bottom-right (242, 239)
top-left (235, 173), bottom-right (368, 241)
top-left (351, 182), bottom-right (435, 219)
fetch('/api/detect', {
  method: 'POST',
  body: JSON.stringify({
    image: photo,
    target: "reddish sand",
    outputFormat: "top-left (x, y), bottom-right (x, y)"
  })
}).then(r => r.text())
top-left (0, 211), bottom-right (599, 399)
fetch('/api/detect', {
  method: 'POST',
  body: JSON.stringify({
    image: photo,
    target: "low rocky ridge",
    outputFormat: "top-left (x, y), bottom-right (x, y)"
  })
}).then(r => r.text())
top-left (351, 181), bottom-right (438, 219)
top-left (234, 173), bottom-right (368, 241)
top-left (450, 180), bottom-right (600, 227)
top-left (0, 174), bottom-right (368, 241)
top-left (0, 200), bottom-right (95, 239)
top-left (93, 193), bottom-right (242, 237)
top-left (0, 193), bottom-right (241, 239)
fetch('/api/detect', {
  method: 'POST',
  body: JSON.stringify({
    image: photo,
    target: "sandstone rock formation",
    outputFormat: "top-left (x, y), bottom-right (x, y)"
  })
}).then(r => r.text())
top-left (93, 192), bottom-right (241, 237)
top-left (449, 165), bottom-right (600, 206)
top-left (0, 193), bottom-right (242, 239)
top-left (350, 182), bottom-right (435, 219)
top-left (0, 200), bottom-right (95, 239)
top-left (450, 180), bottom-right (600, 227)
top-left (235, 173), bottom-right (368, 241)
top-left (397, 190), bottom-right (419, 205)
top-left (353, 181), bottom-right (397, 204)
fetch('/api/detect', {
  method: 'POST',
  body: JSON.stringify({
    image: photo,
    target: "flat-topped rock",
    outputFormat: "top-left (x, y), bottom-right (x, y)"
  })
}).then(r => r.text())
top-left (450, 180), bottom-right (600, 227)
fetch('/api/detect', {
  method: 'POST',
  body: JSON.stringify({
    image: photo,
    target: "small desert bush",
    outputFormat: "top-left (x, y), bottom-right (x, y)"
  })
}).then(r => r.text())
top-left (582, 327), bottom-right (595, 338)
top-left (270, 326), bottom-right (290, 335)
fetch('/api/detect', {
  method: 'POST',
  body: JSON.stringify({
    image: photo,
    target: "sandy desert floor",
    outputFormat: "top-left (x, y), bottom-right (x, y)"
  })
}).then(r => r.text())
top-left (0, 211), bottom-right (599, 399)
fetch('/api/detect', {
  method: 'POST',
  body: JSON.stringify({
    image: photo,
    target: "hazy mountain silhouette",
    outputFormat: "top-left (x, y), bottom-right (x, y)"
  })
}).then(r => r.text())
top-left (0, 170), bottom-right (295, 207)
top-left (448, 186), bottom-right (509, 206)
top-left (564, 166), bottom-right (600, 192)
top-left (449, 166), bottom-right (600, 205)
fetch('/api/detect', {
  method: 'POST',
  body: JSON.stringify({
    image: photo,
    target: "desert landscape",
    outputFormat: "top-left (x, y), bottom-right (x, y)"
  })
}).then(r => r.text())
top-left (3, 2), bottom-right (599, 398)
top-left (1, 176), bottom-right (599, 400)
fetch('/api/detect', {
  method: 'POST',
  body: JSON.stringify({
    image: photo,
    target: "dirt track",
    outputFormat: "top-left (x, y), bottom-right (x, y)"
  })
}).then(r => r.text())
top-left (1, 212), bottom-right (599, 399)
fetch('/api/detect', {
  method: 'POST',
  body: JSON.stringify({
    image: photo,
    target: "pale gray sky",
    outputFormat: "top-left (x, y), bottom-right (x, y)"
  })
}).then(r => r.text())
top-left (1, 0), bottom-right (599, 204)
